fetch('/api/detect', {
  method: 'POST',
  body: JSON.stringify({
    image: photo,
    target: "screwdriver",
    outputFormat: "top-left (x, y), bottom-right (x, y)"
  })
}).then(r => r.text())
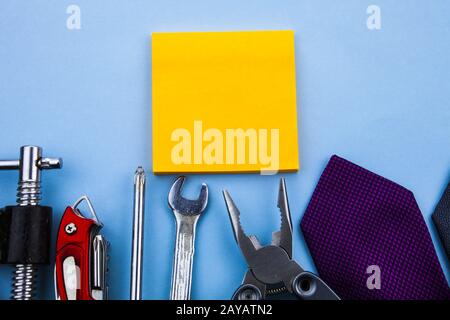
top-left (130, 167), bottom-right (146, 300)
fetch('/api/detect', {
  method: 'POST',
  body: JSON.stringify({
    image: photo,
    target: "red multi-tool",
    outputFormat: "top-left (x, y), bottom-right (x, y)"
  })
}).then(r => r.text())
top-left (54, 196), bottom-right (108, 300)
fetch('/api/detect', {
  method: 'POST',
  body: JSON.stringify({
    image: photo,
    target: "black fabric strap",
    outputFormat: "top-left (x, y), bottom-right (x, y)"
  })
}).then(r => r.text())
top-left (432, 182), bottom-right (450, 261)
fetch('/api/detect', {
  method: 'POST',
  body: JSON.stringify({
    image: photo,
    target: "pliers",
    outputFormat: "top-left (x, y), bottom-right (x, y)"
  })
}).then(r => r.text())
top-left (222, 178), bottom-right (340, 300)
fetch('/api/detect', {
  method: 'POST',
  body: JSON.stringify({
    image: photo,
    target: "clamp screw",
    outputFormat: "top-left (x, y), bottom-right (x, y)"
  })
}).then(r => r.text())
top-left (0, 146), bottom-right (62, 300)
top-left (65, 223), bottom-right (77, 235)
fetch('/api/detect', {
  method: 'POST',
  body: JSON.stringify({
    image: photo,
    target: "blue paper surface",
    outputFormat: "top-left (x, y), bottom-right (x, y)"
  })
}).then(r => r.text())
top-left (0, 0), bottom-right (449, 299)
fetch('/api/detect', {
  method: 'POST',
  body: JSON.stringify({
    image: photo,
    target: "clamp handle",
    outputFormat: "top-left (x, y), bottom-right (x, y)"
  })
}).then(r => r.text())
top-left (0, 146), bottom-right (62, 205)
top-left (0, 145), bottom-right (62, 171)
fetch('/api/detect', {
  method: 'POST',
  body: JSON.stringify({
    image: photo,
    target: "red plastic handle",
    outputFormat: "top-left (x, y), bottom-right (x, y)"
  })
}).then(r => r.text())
top-left (55, 206), bottom-right (98, 300)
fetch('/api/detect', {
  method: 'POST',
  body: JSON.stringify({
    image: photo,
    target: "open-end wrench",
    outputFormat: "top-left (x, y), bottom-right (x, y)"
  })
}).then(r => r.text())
top-left (168, 176), bottom-right (208, 300)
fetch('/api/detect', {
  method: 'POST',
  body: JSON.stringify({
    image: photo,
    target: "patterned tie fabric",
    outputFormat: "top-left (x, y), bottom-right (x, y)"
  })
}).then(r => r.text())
top-left (300, 155), bottom-right (450, 300)
top-left (432, 182), bottom-right (450, 261)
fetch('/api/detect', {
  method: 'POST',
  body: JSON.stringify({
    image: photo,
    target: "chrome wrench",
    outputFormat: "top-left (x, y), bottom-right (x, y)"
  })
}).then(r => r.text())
top-left (168, 176), bottom-right (208, 300)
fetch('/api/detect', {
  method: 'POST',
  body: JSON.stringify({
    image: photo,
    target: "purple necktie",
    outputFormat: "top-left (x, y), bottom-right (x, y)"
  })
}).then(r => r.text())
top-left (301, 155), bottom-right (450, 300)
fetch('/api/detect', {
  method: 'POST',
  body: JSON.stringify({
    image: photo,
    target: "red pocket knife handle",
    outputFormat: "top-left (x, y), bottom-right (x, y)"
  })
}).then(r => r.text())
top-left (55, 206), bottom-right (99, 300)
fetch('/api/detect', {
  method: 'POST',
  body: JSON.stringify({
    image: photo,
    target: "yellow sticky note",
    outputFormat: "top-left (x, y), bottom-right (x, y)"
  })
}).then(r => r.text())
top-left (152, 30), bottom-right (299, 174)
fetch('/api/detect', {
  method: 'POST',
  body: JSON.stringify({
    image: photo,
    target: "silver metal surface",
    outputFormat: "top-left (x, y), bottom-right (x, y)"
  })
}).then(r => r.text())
top-left (65, 222), bottom-right (77, 234)
top-left (0, 160), bottom-right (20, 169)
top-left (92, 234), bottom-right (107, 300)
top-left (0, 146), bottom-right (62, 300)
top-left (223, 178), bottom-right (340, 300)
top-left (73, 195), bottom-right (101, 225)
top-left (38, 157), bottom-right (63, 169)
top-left (11, 264), bottom-right (37, 300)
top-left (130, 167), bottom-right (146, 300)
top-left (17, 146), bottom-right (42, 206)
top-left (168, 176), bottom-right (208, 300)
top-left (170, 212), bottom-right (199, 300)
top-left (71, 195), bottom-right (107, 300)
top-left (273, 178), bottom-right (293, 258)
top-left (222, 190), bottom-right (261, 266)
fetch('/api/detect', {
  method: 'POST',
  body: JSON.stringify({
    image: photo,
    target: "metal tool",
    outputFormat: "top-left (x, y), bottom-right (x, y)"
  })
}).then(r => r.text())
top-left (54, 196), bottom-right (108, 300)
top-left (0, 145), bottom-right (62, 300)
top-left (168, 176), bottom-right (208, 300)
top-left (130, 167), bottom-right (146, 300)
top-left (223, 178), bottom-right (340, 300)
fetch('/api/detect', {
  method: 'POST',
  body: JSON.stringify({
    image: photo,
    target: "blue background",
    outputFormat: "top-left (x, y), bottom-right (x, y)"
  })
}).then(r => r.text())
top-left (0, 1), bottom-right (449, 300)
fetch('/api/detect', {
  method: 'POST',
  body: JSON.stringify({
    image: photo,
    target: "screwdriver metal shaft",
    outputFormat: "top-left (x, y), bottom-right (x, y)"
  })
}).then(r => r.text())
top-left (130, 167), bottom-right (146, 300)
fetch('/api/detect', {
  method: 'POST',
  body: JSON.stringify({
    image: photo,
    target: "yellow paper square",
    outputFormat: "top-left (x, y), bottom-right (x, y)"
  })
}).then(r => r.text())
top-left (152, 30), bottom-right (299, 174)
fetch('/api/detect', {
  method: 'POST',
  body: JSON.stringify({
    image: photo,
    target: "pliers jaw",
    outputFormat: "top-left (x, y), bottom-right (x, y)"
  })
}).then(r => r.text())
top-left (222, 178), bottom-right (293, 264)
top-left (223, 178), bottom-right (340, 301)
top-left (273, 177), bottom-right (293, 258)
